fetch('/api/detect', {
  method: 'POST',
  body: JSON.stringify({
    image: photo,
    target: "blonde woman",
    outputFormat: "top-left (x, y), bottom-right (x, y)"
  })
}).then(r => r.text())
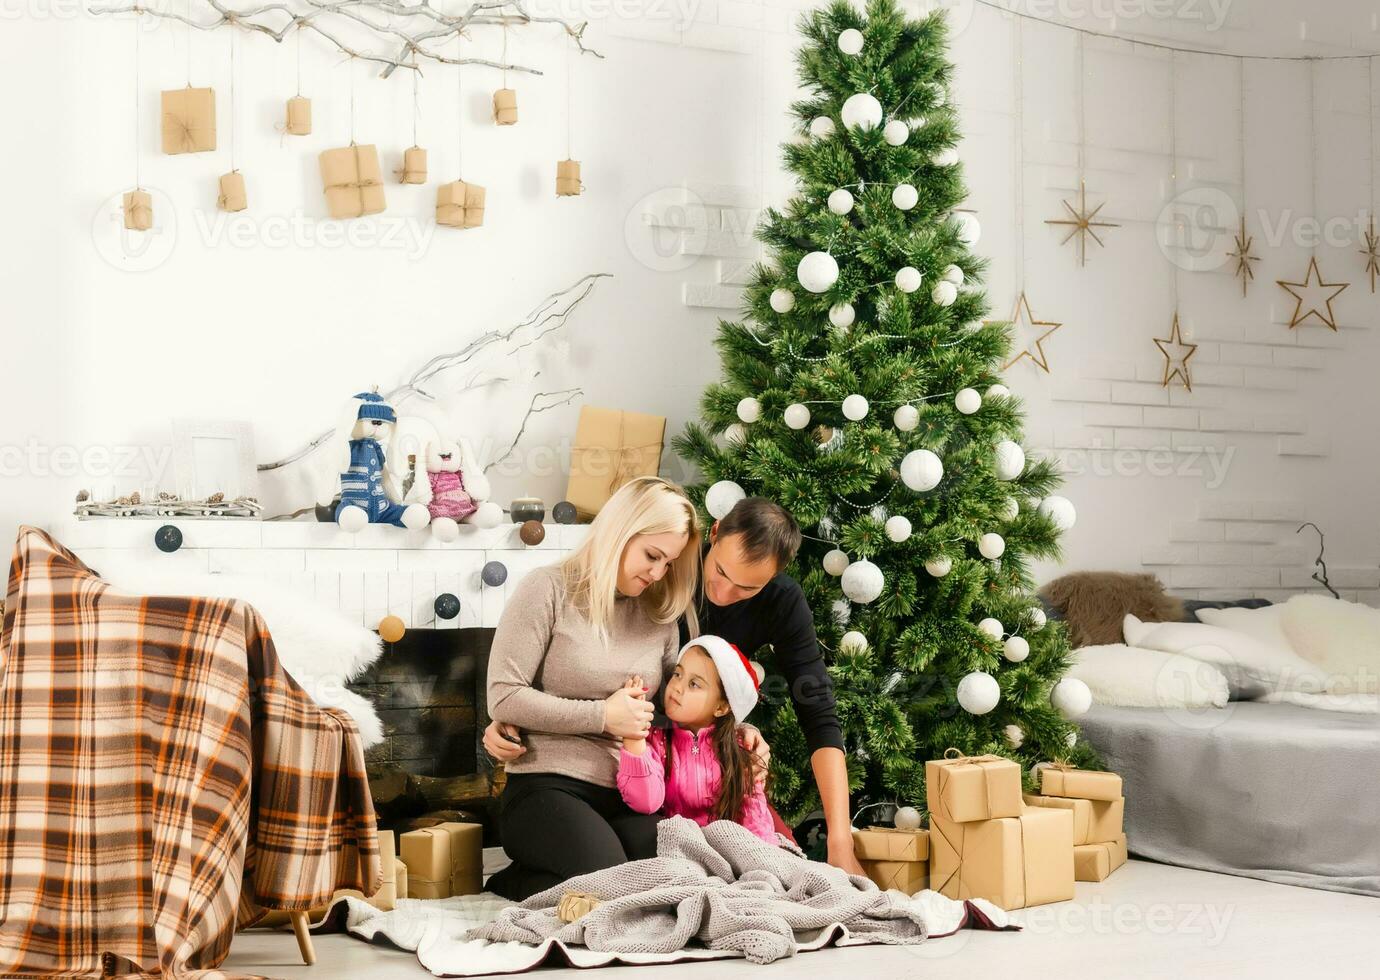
top-left (483, 476), bottom-right (703, 900)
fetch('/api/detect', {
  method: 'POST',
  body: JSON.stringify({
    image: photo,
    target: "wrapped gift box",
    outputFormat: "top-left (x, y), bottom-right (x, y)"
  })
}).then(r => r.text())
top-left (1039, 765), bottom-right (1123, 803)
top-left (556, 159), bottom-right (582, 197)
top-left (566, 406), bottom-right (666, 520)
top-left (929, 804), bottom-right (1074, 910)
top-left (854, 827), bottom-right (929, 895)
top-left (1074, 834), bottom-right (1128, 882)
top-left (285, 95), bottom-right (312, 135)
top-left (217, 171), bottom-right (247, 213)
top-left (161, 86), bottom-right (216, 154)
top-left (861, 859), bottom-right (929, 895)
top-left (1088, 796), bottom-right (1124, 842)
top-left (123, 189), bottom-right (152, 231)
top-left (436, 180), bottom-right (485, 229)
top-left (400, 821), bottom-right (483, 900)
top-left (320, 143), bottom-right (386, 219)
top-left (493, 88), bottom-right (518, 125)
top-left (925, 754), bottom-right (1023, 824)
top-left (1023, 793), bottom-right (1094, 846)
top-left (398, 146), bottom-right (427, 184)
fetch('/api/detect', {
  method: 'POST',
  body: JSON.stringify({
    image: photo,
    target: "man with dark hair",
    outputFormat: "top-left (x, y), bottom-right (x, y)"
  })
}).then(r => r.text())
top-left (484, 497), bottom-right (862, 875)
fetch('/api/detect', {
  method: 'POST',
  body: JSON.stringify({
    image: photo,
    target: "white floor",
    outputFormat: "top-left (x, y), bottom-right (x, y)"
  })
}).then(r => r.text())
top-left (227, 859), bottom-right (1378, 980)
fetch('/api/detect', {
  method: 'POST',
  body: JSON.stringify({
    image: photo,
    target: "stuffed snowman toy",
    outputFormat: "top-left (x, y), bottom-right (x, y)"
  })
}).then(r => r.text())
top-left (329, 392), bottom-right (431, 532)
top-left (406, 437), bottom-right (498, 540)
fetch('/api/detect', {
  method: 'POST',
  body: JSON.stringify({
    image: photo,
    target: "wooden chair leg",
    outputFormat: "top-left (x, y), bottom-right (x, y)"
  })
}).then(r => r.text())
top-left (288, 911), bottom-right (316, 965)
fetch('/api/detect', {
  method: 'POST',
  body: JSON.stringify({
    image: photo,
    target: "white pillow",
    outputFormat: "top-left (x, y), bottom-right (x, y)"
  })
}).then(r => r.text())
top-left (1067, 643), bottom-right (1229, 709)
top-left (1123, 612), bottom-right (1334, 700)
top-left (1280, 594), bottom-right (1380, 695)
top-left (1195, 604), bottom-right (1295, 653)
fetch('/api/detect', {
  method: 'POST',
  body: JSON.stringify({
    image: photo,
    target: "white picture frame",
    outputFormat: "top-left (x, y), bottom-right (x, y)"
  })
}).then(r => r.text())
top-left (171, 418), bottom-right (259, 503)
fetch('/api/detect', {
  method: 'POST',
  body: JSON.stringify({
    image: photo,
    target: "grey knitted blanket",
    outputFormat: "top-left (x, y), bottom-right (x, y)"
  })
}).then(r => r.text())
top-left (465, 816), bottom-right (1005, 964)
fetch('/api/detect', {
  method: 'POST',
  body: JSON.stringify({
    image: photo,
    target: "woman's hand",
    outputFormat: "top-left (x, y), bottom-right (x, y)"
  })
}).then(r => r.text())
top-left (482, 720), bottom-right (527, 762)
top-left (737, 724), bottom-right (771, 784)
top-left (620, 676), bottom-right (650, 754)
top-left (603, 681), bottom-right (653, 739)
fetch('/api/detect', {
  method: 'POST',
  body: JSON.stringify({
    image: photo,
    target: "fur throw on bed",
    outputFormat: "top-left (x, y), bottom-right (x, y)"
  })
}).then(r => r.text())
top-left (1281, 594), bottom-right (1380, 695)
top-left (1040, 571), bottom-right (1184, 647)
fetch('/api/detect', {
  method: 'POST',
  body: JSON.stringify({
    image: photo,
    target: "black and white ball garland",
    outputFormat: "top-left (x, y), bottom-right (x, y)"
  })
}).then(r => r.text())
top-left (956, 670), bottom-right (1000, 715)
top-left (705, 479), bottom-right (746, 519)
top-left (841, 559), bottom-right (884, 603)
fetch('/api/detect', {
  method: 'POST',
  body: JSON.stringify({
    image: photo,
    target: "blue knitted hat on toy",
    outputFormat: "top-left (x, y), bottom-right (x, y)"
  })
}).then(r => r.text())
top-left (354, 392), bottom-right (396, 423)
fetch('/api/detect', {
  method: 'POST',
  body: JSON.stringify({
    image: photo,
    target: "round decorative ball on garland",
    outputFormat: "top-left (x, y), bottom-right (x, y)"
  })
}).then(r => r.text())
top-left (978, 532), bottom-right (1006, 559)
top-left (895, 266), bottom-right (922, 293)
top-left (900, 449), bottom-right (943, 491)
top-left (977, 617), bottom-right (1004, 640)
top-left (883, 119), bottom-right (909, 146)
top-left (842, 394), bottom-right (869, 421)
top-left (943, 264), bottom-right (965, 285)
top-left (434, 592), bottom-right (461, 621)
top-left (827, 188), bottom-right (854, 215)
top-left (809, 116), bottom-right (835, 139)
top-left (828, 302), bottom-right (855, 329)
top-left (884, 515), bottom-right (912, 542)
top-left (520, 520), bottom-right (546, 546)
top-left (797, 251), bottom-right (840, 293)
top-left (1003, 635), bottom-right (1030, 663)
top-left (553, 500), bottom-right (578, 525)
top-left (931, 280), bottom-right (958, 307)
top-left (841, 559), bottom-right (884, 603)
top-left (986, 383), bottom-right (1010, 400)
top-left (736, 397), bottom-right (761, 424)
top-left (893, 404), bottom-right (919, 431)
top-left (956, 671), bottom-right (1000, 715)
top-left (769, 288), bottom-right (796, 313)
top-left (1039, 495), bottom-right (1077, 531)
top-left (934, 146), bottom-right (959, 167)
top-left (998, 497), bottom-right (1019, 521)
top-left (839, 630), bottom-right (869, 654)
top-left (823, 548), bottom-right (850, 576)
top-left (378, 615), bottom-right (406, 643)
top-left (723, 423), bottom-right (747, 446)
top-left (1052, 677), bottom-right (1092, 718)
top-left (994, 440), bottom-right (1026, 481)
top-left (891, 183), bottom-right (919, 211)
top-left (924, 556), bottom-right (952, 577)
top-left (784, 403), bottom-right (811, 430)
top-left (840, 92), bottom-right (883, 130)
top-left (893, 805), bottom-right (922, 831)
top-left (705, 479), bottom-right (746, 519)
top-left (154, 524), bottom-right (183, 553)
top-left (955, 212), bottom-right (981, 246)
top-left (837, 27), bottom-right (864, 55)
top-left (954, 388), bottom-right (981, 415)
top-left (1027, 607), bottom-right (1048, 630)
top-left (481, 560), bottom-right (508, 587)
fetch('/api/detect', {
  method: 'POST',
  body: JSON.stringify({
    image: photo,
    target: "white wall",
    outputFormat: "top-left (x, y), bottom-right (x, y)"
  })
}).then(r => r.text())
top-left (2, 1), bottom-right (1377, 600)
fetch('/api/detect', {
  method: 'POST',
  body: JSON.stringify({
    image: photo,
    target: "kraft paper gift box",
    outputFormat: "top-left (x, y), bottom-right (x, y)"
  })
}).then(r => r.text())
top-left (398, 146), bottom-right (428, 184)
top-left (493, 88), bottom-right (518, 125)
top-left (217, 171), bottom-right (247, 213)
top-left (1074, 834), bottom-right (1128, 882)
top-left (436, 180), bottom-right (485, 228)
top-left (929, 804), bottom-right (1075, 911)
top-left (1024, 793), bottom-right (1094, 846)
top-left (565, 406), bottom-right (666, 520)
top-left (161, 86), bottom-right (217, 154)
top-left (556, 159), bottom-right (582, 197)
top-left (122, 189), bottom-right (152, 231)
top-left (925, 754), bottom-right (1023, 824)
top-left (285, 95), bottom-right (312, 136)
top-left (400, 822), bottom-right (483, 899)
top-left (319, 143), bottom-right (386, 219)
top-left (861, 860), bottom-right (930, 895)
top-left (854, 827), bottom-right (929, 894)
top-left (1039, 765), bottom-right (1123, 802)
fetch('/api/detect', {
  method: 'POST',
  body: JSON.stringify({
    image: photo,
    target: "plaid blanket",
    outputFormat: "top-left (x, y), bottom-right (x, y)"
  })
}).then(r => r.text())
top-left (0, 527), bottom-right (380, 978)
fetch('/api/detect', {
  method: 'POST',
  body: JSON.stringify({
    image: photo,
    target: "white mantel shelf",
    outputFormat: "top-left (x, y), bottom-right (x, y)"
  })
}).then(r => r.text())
top-left (50, 518), bottom-right (591, 631)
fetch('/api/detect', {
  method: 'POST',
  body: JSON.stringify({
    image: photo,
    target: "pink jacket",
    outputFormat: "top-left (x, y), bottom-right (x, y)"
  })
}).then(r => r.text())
top-left (617, 724), bottom-right (777, 845)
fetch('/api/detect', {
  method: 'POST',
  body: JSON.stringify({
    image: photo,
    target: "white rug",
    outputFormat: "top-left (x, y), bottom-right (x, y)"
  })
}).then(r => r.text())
top-left (332, 889), bottom-right (1014, 976)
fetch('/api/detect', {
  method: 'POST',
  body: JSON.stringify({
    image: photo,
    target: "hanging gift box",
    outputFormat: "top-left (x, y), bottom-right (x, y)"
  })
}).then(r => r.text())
top-left (556, 159), bottom-right (582, 197)
top-left (122, 189), bottom-right (153, 231)
top-left (436, 180), bottom-right (485, 229)
top-left (492, 88), bottom-right (518, 125)
top-left (319, 143), bottom-right (386, 219)
top-left (565, 406), bottom-right (666, 520)
top-left (285, 95), bottom-right (312, 136)
top-left (398, 146), bottom-right (427, 184)
top-left (217, 171), bottom-right (247, 213)
top-left (161, 86), bottom-right (217, 154)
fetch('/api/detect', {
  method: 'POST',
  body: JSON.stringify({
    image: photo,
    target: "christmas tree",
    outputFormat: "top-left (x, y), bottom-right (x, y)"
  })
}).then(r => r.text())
top-left (674, 0), bottom-right (1097, 825)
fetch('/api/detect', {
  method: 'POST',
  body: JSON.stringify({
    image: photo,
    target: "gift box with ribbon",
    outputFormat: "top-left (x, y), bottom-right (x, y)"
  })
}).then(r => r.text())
top-left (925, 750), bottom-right (1023, 824)
top-left (436, 180), bottom-right (485, 229)
top-left (217, 171), bottom-right (247, 213)
top-left (398, 146), bottom-right (428, 184)
top-left (400, 821), bottom-right (483, 900)
top-left (556, 159), bottom-right (582, 197)
top-left (161, 86), bottom-right (217, 154)
top-left (123, 189), bottom-right (152, 231)
top-left (565, 406), bottom-right (666, 520)
top-left (853, 827), bottom-right (929, 894)
top-left (1074, 834), bottom-right (1128, 882)
top-left (319, 143), bottom-right (386, 219)
top-left (285, 95), bottom-right (312, 136)
top-left (928, 803), bottom-right (1075, 910)
top-left (1039, 763), bottom-right (1123, 803)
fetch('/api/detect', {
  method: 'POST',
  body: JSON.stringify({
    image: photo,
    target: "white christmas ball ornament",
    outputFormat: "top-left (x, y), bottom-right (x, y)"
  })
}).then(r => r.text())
top-left (1004, 724), bottom-right (1025, 749)
top-left (934, 146), bottom-right (959, 167)
top-left (955, 211), bottom-right (981, 245)
top-left (978, 532), bottom-right (1006, 560)
top-left (1027, 607), bottom-right (1047, 630)
top-left (931, 280), bottom-right (958, 307)
top-left (705, 480), bottom-right (746, 519)
top-left (1003, 636), bottom-right (1030, 663)
top-left (841, 560), bottom-right (885, 603)
top-left (883, 119), bottom-right (910, 146)
top-left (895, 266), bottom-right (923, 293)
top-left (736, 397), bottom-right (762, 424)
top-left (723, 423), bottom-right (747, 445)
top-left (943, 264), bottom-right (965, 285)
top-left (885, 515), bottom-right (912, 542)
top-left (823, 549), bottom-right (850, 576)
top-left (831, 599), bottom-right (851, 625)
top-left (869, 504), bottom-right (889, 522)
top-left (837, 28), bottom-right (864, 55)
top-left (999, 497), bottom-right (1020, 521)
top-left (842, 394), bottom-right (869, 421)
top-left (957, 671), bottom-right (1001, 715)
top-left (894, 805), bottom-right (922, 831)
top-left (828, 188), bottom-right (855, 215)
top-left (1039, 495), bottom-right (1078, 531)
top-left (783, 403), bottom-right (811, 430)
top-left (986, 384), bottom-right (1010, 400)
top-left (840, 630), bottom-right (869, 654)
top-left (954, 388), bottom-right (981, 415)
top-left (1052, 677), bottom-right (1093, 719)
top-left (809, 116), bottom-right (835, 139)
top-left (841, 92), bottom-right (883, 131)
top-left (828, 302), bottom-right (856, 328)
top-left (769, 288), bottom-right (795, 314)
top-left (978, 617), bottom-right (1004, 640)
top-left (924, 556), bottom-right (952, 577)
top-left (994, 440), bottom-right (1026, 481)
top-left (797, 251), bottom-right (840, 293)
top-left (900, 449), bottom-right (943, 492)
top-left (893, 404), bottom-right (919, 431)
top-left (892, 183), bottom-right (919, 211)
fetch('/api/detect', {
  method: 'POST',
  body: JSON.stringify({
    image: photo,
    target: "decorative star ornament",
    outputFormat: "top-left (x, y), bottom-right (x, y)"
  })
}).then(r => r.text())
top-left (1153, 313), bottom-right (1198, 392)
top-left (1227, 217), bottom-right (1260, 297)
top-left (1276, 256), bottom-right (1349, 330)
top-left (1045, 178), bottom-right (1119, 266)
top-left (994, 292), bottom-right (1063, 372)
top-left (1360, 216), bottom-right (1380, 293)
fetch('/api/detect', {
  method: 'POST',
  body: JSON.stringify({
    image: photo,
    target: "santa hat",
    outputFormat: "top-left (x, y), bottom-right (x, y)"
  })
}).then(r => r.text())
top-left (678, 634), bottom-right (763, 722)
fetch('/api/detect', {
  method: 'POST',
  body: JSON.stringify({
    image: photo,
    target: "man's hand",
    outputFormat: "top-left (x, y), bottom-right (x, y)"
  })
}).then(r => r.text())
top-left (482, 719), bottom-right (527, 763)
top-left (827, 828), bottom-right (866, 877)
top-left (736, 724), bottom-right (771, 784)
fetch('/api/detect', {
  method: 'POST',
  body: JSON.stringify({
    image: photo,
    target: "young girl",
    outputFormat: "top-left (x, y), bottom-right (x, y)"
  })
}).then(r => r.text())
top-left (617, 635), bottom-right (777, 844)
